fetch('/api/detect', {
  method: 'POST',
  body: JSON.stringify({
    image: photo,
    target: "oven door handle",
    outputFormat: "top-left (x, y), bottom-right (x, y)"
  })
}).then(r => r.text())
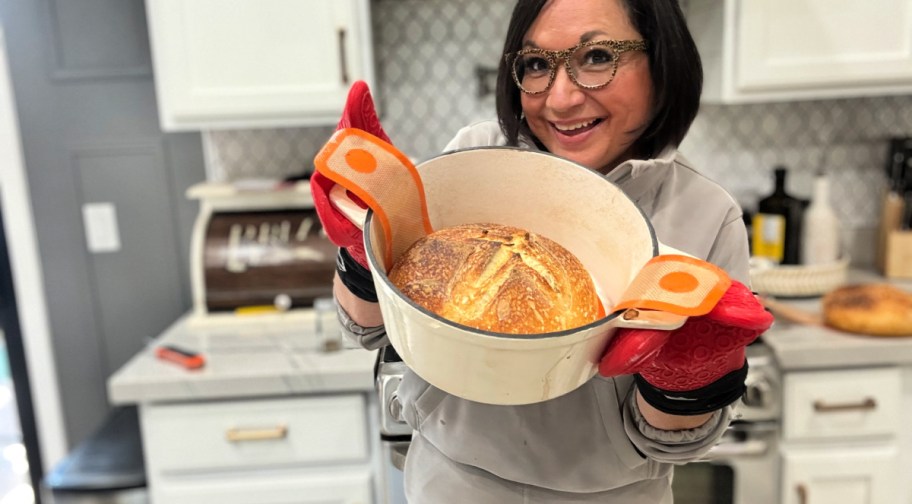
top-left (726, 420), bottom-right (779, 433)
top-left (699, 421), bottom-right (777, 460)
top-left (702, 439), bottom-right (769, 460)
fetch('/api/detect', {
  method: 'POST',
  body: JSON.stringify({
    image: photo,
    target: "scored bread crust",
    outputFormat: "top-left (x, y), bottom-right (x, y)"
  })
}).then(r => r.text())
top-left (822, 283), bottom-right (912, 337)
top-left (388, 223), bottom-right (600, 335)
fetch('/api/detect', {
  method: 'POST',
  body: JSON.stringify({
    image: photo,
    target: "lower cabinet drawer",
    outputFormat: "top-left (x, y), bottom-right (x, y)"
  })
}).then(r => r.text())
top-left (154, 467), bottom-right (373, 504)
top-left (142, 394), bottom-right (369, 473)
top-left (783, 367), bottom-right (901, 441)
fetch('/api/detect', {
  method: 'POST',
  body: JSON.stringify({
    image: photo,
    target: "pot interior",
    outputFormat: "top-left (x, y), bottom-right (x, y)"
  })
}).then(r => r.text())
top-left (365, 147), bottom-right (657, 335)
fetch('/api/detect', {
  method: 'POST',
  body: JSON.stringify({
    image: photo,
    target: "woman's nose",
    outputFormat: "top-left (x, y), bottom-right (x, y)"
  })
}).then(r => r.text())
top-left (546, 66), bottom-right (586, 110)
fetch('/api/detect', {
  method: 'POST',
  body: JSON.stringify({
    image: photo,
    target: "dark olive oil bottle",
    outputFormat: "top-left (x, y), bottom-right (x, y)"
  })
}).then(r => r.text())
top-left (752, 167), bottom-right (804, 265)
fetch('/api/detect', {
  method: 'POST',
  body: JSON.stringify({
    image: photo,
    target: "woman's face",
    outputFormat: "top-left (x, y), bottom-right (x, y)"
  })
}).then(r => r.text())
top-left (520, 0), bottom-right (654, 173)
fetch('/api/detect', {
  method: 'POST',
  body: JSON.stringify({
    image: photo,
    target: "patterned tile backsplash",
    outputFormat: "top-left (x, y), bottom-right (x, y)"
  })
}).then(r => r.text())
top-left (203, 0), bottom-right (912, 266)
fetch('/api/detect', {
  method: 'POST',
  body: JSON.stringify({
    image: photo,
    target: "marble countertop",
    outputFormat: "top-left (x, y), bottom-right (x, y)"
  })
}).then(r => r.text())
top-left (761, 269), bottom-right (912, 371)
top-left (108, 269), bottom-right (912, 403)
top-left (107, 309), bottom-right (377, 405)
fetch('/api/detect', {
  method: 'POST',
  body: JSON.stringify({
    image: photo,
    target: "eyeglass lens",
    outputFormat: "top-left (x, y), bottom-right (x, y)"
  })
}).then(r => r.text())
top-left (513, 45), bottom-right (618, 93)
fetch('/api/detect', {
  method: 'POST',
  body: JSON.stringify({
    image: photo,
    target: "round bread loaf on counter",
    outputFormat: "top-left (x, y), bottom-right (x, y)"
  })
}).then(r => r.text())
top-left (388, 223), bottom-right (601, 334)
top-left (822, 283), bottom-right (912, 336)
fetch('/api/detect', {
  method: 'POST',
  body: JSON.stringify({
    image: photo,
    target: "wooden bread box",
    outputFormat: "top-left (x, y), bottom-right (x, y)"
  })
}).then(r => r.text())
top-left (187, 180), bottom-right (336, 320)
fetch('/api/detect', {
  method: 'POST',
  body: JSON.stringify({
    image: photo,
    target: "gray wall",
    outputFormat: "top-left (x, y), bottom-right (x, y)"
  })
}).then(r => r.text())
top-left (0, 0), bottom-right (205, 451)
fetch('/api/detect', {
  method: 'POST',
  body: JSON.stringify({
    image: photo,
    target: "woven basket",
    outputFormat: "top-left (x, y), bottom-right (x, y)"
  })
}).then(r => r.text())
top-left (750, 256), bottom-right (850, 298)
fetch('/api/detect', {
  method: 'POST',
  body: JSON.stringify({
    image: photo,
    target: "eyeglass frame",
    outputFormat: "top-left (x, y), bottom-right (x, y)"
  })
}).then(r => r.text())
top-left (506, 39), bottom-right (648, 95)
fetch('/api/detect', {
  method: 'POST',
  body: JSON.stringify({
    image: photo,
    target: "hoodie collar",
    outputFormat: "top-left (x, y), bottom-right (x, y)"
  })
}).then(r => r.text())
top-left (517, 131), bottom-right (678, 185)
top-left (600, 145), bottom-right (679, 207)
top-left (606, 145), bottom-right (678, 182)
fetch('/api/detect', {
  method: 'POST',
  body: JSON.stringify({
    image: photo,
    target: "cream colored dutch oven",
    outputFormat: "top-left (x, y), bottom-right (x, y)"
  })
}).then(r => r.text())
top-left (357, 147), bottom-right (693, 405)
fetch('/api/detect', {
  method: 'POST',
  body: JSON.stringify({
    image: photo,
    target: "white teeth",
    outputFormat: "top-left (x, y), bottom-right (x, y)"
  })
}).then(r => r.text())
top-left (554, 119), bottom-right (597, 132)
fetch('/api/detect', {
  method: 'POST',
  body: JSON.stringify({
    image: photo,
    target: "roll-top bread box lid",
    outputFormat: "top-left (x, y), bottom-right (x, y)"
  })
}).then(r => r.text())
top-left (186, 180), bottom-right (336, 323)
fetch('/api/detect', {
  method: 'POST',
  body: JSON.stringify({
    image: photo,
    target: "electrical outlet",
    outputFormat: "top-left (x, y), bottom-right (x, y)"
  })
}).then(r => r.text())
top-left (82, 202), bottom-right (121, 253)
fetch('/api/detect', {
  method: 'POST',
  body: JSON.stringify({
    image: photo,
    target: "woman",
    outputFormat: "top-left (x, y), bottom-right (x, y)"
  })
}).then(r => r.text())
top-left (314, 0), bottom-right (772, 502)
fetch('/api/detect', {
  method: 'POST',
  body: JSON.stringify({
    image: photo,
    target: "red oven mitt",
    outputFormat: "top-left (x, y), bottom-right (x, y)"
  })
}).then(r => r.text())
top-left (311, 80), bottom-right (391, 268)
top-left (310, 81), bottom-right (392, 301)
top-left (599, 280), bottom-right (774, 415)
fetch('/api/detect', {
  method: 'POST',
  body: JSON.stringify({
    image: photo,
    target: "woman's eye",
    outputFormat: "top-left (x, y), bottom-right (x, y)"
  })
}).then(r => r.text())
top-left (580, 48), bottom-right (615, 67)
top-left (522, 56), bottom-right (551, 75)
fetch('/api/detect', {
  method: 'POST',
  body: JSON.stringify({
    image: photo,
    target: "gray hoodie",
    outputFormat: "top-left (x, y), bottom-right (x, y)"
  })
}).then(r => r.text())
top-left (339, 120), bottom-right (751, 503)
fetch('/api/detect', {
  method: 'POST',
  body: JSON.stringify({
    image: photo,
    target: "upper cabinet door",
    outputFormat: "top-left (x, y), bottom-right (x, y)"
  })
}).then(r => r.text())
top-left (687, 0), bottom-right (912, 103)
top-left (146, 0), bottom-right (374, 131)
top-left (737, 0), bottom-right (912, 92)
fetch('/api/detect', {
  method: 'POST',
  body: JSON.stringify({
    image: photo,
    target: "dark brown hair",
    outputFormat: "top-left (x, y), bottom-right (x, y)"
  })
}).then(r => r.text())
top-left (495, 0), bottom-right (703, 162)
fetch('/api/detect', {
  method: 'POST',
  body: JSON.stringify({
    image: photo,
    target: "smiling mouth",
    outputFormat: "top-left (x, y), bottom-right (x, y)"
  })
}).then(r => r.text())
top-left (552, 118), bottom-right (603, 136)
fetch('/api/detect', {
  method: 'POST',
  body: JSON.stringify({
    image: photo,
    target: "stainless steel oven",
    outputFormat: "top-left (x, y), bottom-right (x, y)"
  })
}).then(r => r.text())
top-left (376, 346), bottom-right (410, 504)
top-left (375, 342), bottom-right (781, 504)
top-left (672, 341), bottom-right (782, 504)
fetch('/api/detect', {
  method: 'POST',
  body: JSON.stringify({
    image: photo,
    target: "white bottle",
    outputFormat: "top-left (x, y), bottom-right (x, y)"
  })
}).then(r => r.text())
top-left (801, 172), bottom-right (841, 265)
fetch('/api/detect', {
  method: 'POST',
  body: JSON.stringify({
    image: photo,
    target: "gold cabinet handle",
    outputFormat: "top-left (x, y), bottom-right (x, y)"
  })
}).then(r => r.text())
top-left (812, 397), bottom-right (877, 413)
top-left (797, 483), bottom-right (808, 504)
top-left (225, 424), bottom-right (288, 442)
top-left (338, 28), bottom-right (349, 85)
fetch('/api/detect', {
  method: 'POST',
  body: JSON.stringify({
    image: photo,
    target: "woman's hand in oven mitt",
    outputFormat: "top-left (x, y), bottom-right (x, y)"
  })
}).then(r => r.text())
top-left (598, 280), bottom-right (774, 415)
top-left (310, 80), bottom-right (391, 302)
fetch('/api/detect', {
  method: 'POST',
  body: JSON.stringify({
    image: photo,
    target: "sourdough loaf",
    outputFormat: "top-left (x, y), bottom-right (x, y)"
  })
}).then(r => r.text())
top-left (388, 223), bottom-right (601, 334)
top-left (822, 283), bottom-right (912, 336)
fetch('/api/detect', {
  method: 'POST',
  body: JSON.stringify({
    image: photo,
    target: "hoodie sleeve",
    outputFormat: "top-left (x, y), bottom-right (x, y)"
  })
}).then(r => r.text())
top-left (621, 381), bottom-right (733, 464)
top-left (337, 301), bottom-right (389, 350)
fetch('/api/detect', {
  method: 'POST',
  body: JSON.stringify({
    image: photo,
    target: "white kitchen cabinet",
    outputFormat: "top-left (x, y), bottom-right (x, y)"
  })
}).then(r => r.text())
top-left (685, 0), bottom-right (912, 103)
top-left (779, 367), bottom-right (902, 504)
top-left (144, 0), bottom-right (375, 131)
top-left (154, 469), bottom-right (373, 504)
top-left (780, 445), bottom-right (899, 504)
top-left (140, 394), bottom-right (377, 504)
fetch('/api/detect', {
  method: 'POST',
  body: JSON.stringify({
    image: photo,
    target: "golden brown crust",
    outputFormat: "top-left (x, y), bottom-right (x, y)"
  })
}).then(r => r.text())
top-left (822, 283), bottom-right (912, 337)
top-left (388, 223), bottom-right (601, 334)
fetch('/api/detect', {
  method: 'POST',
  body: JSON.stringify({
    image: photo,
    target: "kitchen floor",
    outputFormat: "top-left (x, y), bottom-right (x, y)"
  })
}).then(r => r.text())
top-left (41, 489), bottom-right (147, 504)
top-left (0, 411), bottom-right (148, 502)
top-left (0, 343), bottom-right (149, 504)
